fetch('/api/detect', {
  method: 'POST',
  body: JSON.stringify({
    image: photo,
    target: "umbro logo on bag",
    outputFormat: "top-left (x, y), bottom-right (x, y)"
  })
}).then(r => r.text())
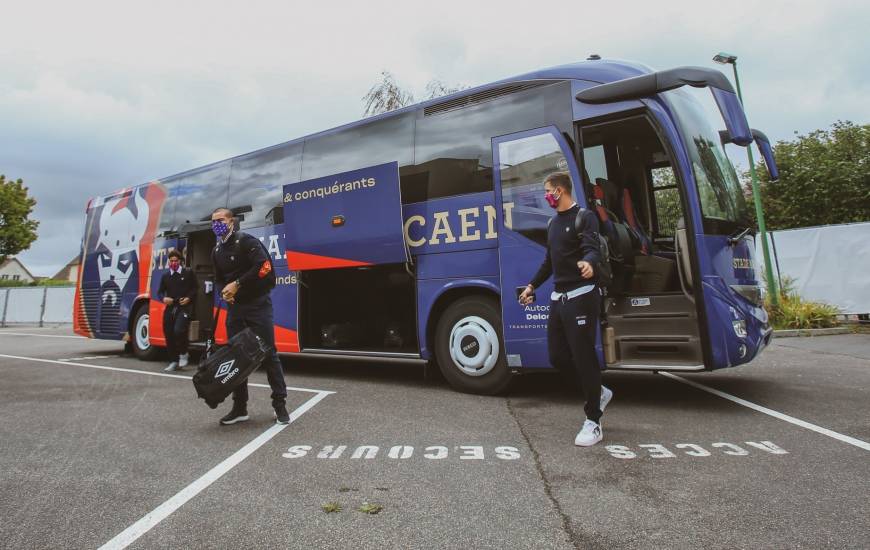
top-left (215, 360), bottom-right (235, 378)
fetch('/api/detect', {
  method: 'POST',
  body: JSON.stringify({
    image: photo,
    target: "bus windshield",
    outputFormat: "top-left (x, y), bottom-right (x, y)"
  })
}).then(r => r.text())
top-left (664, 89), bottom-right (750, 234)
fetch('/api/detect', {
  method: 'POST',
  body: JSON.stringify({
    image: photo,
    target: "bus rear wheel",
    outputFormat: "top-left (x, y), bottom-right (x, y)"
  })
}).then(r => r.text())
top-left (434, 296), bottom-right (512, 395)
top-left (131, 304), bottom-right (160, 361)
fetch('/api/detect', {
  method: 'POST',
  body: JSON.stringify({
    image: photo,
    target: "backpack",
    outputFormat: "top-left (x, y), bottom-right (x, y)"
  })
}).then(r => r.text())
top-left (548, 208), bottom-right (613, 290)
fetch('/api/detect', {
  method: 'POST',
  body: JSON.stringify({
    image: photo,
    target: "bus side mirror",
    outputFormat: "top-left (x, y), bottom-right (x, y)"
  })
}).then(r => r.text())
top-left (720, 128), bottom-right (780, 182)
top-left (750, 129), bottom-right (779, 181)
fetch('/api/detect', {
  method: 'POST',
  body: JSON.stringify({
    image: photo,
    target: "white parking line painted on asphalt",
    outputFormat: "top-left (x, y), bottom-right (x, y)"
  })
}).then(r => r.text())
top-left (97, 390), bottom-right (332, 550)
top-left (661, 372), bottom-right (870, 452)
top-left (0, 353), bottom-right (334, 394)
top-left (59, 355), bottom-right (120, 362)
top-left (0, 331), bottom-right (85, 339)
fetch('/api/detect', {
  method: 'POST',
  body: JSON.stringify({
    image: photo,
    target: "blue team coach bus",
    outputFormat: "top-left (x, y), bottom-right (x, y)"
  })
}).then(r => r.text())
top-left (74, 58), bottom-right (777, 394)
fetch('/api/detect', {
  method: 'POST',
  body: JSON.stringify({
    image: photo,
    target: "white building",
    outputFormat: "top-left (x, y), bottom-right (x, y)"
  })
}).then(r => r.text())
top-left (0, 257), bottom-right (36, 283)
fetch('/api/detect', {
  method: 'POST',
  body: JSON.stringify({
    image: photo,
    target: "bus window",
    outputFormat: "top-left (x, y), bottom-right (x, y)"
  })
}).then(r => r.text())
top-left (172, 161), bottom-right (232, 227)
top-left (651, 165), bottom-right (681, 237)
top-left (408, 81), bottom-right (573, 204)
top-left (229, 141), bottom-right (302, 230)
top-left (498, 132), bottom-right (572, 245)
top-left (582, 144), bottom-right (608, 184)
top-left (301, 113), bottom-right (414, 182)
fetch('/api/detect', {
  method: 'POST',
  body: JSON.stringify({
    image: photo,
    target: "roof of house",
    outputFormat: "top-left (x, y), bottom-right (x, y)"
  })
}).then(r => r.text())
top-left (51, 255), bottom-right (81, 280)
top-left (0, 257), bottom-right (37, 280)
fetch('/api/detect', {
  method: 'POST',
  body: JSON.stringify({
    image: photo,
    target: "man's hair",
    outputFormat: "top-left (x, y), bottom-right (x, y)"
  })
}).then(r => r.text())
top-left (212, 207), bottom-right (233, 218)
top-left (167, 248), bottom-right (183, 261)
top-left (544, 171), bottom-right (573, 194)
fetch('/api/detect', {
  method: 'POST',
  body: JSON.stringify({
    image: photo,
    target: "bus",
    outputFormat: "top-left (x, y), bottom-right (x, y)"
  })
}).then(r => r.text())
top-left (74, 58), bottom-right (777, 395)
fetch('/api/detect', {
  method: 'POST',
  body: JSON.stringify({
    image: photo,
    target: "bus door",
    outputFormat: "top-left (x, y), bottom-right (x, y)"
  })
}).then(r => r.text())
top-left (282, 161), bottom-right (416, 353)
top-left (492, 126), bottom-right (591, 369)
top-left (177, 222), bottom-right (216, 343)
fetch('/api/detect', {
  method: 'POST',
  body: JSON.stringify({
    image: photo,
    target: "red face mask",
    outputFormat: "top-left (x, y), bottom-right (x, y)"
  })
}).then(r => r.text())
top-left (168, 259), bottom-right (180, 271)
top-left (545, 190), bottom-right (561, 208)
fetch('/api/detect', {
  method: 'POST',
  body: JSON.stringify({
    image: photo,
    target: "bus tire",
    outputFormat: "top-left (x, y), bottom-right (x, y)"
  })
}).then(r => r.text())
top-left (434, 296), bottom-right (512, 395)
top-left (131, 304), bottom-right (161, 361)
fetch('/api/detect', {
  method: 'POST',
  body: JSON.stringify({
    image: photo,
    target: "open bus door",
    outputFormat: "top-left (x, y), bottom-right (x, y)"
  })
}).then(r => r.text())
top-left (492, 126), bottom-right (596, 369)
top-left (282, 161), bottom-right (417, 354)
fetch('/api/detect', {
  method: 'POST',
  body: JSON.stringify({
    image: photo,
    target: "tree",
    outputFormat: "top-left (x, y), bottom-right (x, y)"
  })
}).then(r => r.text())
top-left (362, 71), bottom-right (414, 117)
top-left (0, 174), bottom-right (39, 262)
top-left (362, 71), bottom-right (468, 117)
top-left (749, 120), bottom-right (869, 230)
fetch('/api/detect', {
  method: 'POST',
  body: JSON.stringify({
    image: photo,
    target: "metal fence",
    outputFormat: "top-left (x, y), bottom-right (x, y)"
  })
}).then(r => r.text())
top-left (0, 286), bottom-right (76, 326)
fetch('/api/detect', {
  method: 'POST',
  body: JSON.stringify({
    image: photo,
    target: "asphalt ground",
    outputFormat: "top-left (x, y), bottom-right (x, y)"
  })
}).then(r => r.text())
top-left (0, 327), bottom-right (868, 549)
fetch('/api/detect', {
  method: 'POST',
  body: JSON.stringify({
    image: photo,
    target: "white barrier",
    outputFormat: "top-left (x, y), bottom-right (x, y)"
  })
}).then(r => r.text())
top-left (44, 287), bottom-right (77, 323)
top-left (757, 221), bottom-right (870, 314)
top-left (0, 286), bottom-right (76, 326)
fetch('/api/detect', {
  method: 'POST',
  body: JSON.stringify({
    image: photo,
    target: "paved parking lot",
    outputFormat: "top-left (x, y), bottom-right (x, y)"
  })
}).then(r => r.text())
top-left (1, 327), bottom-right (868, 549)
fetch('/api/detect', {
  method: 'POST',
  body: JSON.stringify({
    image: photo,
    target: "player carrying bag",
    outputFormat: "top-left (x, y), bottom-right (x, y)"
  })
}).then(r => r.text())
top-left (192, 302), bottom-right (268, 409)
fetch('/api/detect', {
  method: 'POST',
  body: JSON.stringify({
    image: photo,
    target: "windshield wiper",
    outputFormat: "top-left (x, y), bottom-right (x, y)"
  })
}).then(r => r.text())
top-left (728, 226), bottom-right (752, 246)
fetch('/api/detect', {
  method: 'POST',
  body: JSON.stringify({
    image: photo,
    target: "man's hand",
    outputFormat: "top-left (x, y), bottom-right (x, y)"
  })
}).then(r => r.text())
top-left (179, 297), bottom-right (191, 306)
top-left (577, 261), bottom-right (594, 279)
top-left (162, 297), bottom-right (174, 306)
top-left (221, 281), bottom-right (239, 302)
top-left (519, 285), bottom-right (535, 306)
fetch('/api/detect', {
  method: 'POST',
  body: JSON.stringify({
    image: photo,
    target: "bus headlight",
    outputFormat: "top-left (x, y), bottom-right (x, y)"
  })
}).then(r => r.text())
top-left (732, 319), bottom-right (747, 338)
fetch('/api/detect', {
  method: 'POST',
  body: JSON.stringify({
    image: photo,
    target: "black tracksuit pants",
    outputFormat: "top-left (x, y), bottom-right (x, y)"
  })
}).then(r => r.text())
top-left (547, 288), bottom-right (603, 422)
top-left (163, 305), bottom-right (191, 362)
top-left (226, 294), bottom-right (287, 407)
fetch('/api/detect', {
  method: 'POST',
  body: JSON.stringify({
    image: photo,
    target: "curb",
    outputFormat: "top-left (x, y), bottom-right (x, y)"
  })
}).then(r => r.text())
top-left (773, 327), bottom-right (851, 338)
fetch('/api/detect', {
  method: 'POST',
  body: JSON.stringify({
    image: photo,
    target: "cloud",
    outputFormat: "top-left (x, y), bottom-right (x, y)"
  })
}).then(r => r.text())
top-left (2, 0), bottom-right (868, 275)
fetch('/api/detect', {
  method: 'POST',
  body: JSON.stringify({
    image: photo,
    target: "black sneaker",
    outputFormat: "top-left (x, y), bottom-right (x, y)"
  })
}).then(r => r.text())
top-left (219, 405), bottom-right (249, 426)
top-left (274, 403), bottom-right (290, 425)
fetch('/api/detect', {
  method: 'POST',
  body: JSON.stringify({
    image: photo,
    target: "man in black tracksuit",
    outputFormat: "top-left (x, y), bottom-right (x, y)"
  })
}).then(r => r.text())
top-left (519, 172), bottom-right (613, 447)
top-left (157, 249), bottom-right (197, 372)
top-left (210, 207), bottom-right (289, 426)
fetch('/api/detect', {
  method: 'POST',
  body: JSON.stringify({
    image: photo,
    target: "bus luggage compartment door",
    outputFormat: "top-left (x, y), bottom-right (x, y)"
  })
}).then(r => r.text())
top-left (282, 161), bottom-right (409, 270)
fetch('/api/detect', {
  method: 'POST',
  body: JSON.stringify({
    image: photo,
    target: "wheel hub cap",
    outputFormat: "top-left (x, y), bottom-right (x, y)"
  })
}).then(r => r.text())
top-left (448, 315), bottom-right (499, 377)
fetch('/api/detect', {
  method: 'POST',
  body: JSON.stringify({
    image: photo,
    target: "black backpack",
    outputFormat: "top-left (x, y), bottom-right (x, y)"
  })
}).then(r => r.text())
top-left (548, 208), bottom-right (613, 290)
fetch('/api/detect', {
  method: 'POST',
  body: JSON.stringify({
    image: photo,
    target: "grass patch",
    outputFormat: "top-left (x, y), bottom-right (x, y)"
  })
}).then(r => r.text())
top-left (767, 277), bottom-right (839, 330)
top-left (357, 502), bottom-right (383, 515)
top-left (321, 502), bottom-right (342, 513)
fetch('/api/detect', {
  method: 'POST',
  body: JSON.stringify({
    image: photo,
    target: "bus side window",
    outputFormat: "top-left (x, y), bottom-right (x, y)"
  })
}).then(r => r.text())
top-left (171, 161), bottom-right (232, 228)
top-left (583, 144), bottom-right (608, 184)
top-left (229, 141), bottom-right (302, 230)
top-left (650, 165), bottom-right (681, 238)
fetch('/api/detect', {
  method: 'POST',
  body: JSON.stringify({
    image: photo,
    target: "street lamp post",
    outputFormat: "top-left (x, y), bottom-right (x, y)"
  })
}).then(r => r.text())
top-left (713, 52), bottom-right (780, 307)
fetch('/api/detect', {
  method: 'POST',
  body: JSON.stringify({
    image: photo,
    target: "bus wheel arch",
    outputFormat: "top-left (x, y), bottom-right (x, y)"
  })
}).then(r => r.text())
top-left (130, 299), bottom-right (160, 361)
top-left (429, 289), bottom-right (512, 395)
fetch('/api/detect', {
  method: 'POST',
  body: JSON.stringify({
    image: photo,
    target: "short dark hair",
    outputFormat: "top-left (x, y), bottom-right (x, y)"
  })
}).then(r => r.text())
top-left (544, 171), bottom-right (573, 194)
top-left (212, 207), bottom-right (233, 218)
top-left (167, 249), bottom-right (183, 261)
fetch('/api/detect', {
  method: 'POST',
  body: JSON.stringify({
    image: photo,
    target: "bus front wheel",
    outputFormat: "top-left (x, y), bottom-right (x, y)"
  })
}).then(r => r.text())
top-left (434, 296), bottom-right (512, 395)
top-left (131, 305), bottom-right (160, 361)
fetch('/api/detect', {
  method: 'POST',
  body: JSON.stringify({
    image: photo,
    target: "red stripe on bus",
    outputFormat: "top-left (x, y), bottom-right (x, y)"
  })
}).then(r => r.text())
top-left (286, 251), bottom-right (371, 270)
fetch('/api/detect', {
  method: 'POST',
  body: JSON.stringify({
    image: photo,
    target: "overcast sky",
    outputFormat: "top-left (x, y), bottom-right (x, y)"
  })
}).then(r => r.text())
top-left (2, 0), bottom-right (868, 276)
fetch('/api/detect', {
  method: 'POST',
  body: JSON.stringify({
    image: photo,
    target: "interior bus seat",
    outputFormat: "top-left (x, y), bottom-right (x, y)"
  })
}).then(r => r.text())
top-left (621, 187), bottom-right (652, 255)
top-left (591, 178), bottom-right (635, 293)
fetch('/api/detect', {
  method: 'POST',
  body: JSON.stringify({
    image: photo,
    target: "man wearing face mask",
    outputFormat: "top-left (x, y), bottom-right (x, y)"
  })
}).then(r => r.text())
top-left (518, 172), bottom-right (613, 447)
top-left (210, 207), bottom-right (289, 426)
top-left (158, 249), bottom-right (197, 372)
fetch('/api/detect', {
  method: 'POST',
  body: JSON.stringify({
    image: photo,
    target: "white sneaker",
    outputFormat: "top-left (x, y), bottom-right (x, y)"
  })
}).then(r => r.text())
top-left (574, 419), bottom-right (603, 447)
top-left (179, 353), bottom-right (189, 368)
top-left (163, 362), bottom-right (179, 373)
top-left (600, 386), bottom-right (613, 412)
